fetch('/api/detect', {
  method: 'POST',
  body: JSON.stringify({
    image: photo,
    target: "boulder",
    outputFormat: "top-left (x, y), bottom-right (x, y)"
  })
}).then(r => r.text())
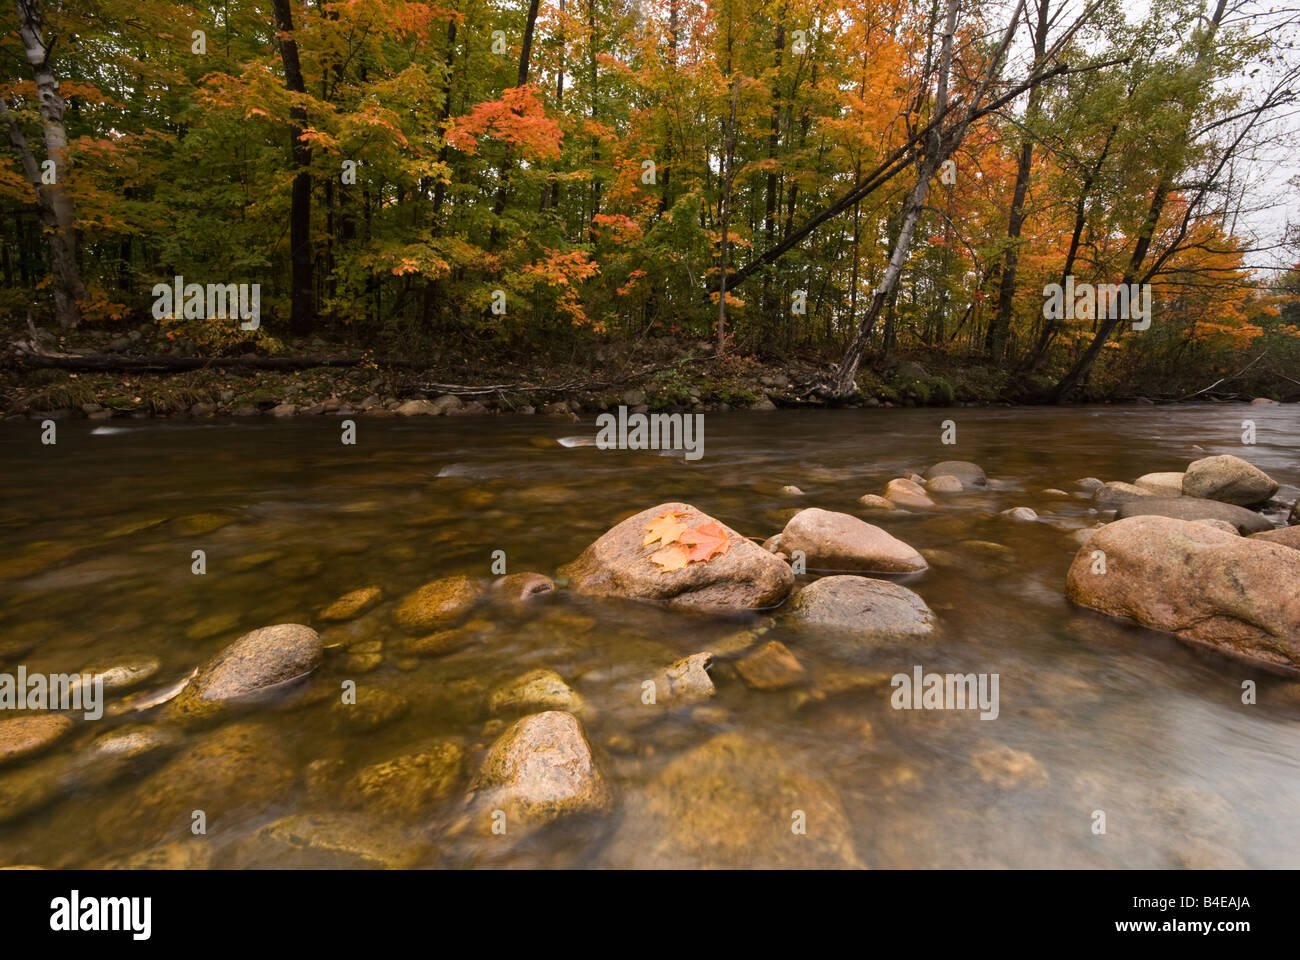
top-left (470, 711), bottom-right (611, 831)
top-left (1182, 455), bottom-right (1278, 506)
top-left (777, 508), bottom-right (927, 573)
top-left (857, 494), bottom-right (893, 511)
top-left (602, 733), bottom-right (861, 868)
top-left (168, 623), bottom-right (322, 719)
top-left (924, 461), bottom-right (987, 487)
top-left (883, 478), bottom-right (935, 510)
top-left (557, 502), bottom-right (793, 609)
top-left (393, 576), bottom-right (482, 631)
top-left (780, 575), bottom-right (936, 642)
top-left (1114, 496), bottom-right (1273, 534)
top-left (1133, 472), bottom-right (1185, 498)
top-left (1065, 516), bottom-right (1300, 670)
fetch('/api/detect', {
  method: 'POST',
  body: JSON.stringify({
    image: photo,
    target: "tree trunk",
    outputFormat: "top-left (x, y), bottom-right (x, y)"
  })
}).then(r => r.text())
top-left (985, 0), bottom-right (1051, 364)
top-left (1050, 0), bottom-right (1228, 400)
top-left (271, 0), bottom-right (314, 336)
top-left (716, 60), bottom-right (741, 356)
top-left (7, 0), bottom-right (86, 330)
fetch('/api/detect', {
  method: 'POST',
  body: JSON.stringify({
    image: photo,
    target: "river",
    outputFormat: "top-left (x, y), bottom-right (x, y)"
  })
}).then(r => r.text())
top-left (1, 403), bottom-right (1297, 868)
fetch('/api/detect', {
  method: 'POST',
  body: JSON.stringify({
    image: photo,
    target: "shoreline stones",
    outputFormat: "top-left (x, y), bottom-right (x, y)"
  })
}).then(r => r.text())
top-left (777, 508), bottom-right (927, 573)
top-left (1182, 455), bottom-right (1278, 506)
top-left (168, 623), bottom-right (322, 720)
top-left (1066, 516), bottom-right (1300, 670)
top-left (558, 502), bottom-right (793, 609)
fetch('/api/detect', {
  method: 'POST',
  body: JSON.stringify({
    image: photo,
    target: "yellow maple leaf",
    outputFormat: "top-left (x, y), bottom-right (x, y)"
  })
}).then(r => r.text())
top-left (650, 543), bottom-right (690, 572)
top-left (643, 511), bottom-right (688, 547)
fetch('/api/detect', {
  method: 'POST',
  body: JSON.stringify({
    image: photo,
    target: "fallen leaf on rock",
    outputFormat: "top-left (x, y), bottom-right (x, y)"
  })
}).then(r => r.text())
top-left (643, 511), bottom-right (688, 548)
top-left (680, 521), bottom-right (731, 563)
top-left (650, 543), bottom-right (690, 571)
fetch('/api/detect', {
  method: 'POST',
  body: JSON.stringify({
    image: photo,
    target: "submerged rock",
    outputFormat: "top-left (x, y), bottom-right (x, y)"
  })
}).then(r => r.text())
top-left (857, 494), bottom-right (894, 511)
top-left (97, 722), bottom-right (293, 849)
top-left (489, 572), bottom-right (555, 602)
top-left (649, 653), bottom-right (716, 704)
top-left (735, 640), bottom-right (806, 691)
top-left (971, 742), bottom-right (1049, 789)
top-left (778, 507), bottom-right (927, 573)
top-left (1066, 516), bottom-right (1300, 670)
top-left (168, 623), bottom-right (322, 720)
top-left (780, 575), bottom-right (936, 643)
top-left (602, 732), bottom-right (861, 868)
top-left (557, 502), bottom-right (793, 609)
top-left (393, 576), bottom-right (483, 631)
top-left (0, 715), bottom-right (72, 766)
top-left (346, 740), bottom-right (464, 819)
top-left (1114, 496), bottom-right (1273, 534)
top-left (999, 507), bottom-right (1038, 522)
top-left (73, 656), bottom-right (161, 695)
top-left (319, 586), bottom-right (383, 621)
top-left (924, 461), bottom-right (987, 487)
top-left (927, 475), bottom-right (964, 493)
top-left (470, 711), bottom-right (610, 832)
top-left (233, 812), bottom-right (430, 869)
top-left (330, 687), bottom-right (409, 731)
top-left (489, 669), bottom-right (584, 716)
top-left (1182, 454), bottom-right (1278, 506)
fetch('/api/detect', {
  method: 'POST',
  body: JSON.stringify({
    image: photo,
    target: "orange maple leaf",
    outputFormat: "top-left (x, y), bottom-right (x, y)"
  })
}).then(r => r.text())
top-left (679, 522), bottom-right (731, 563)
top-left (643, 511), bottom-right (688, 547)
top-left (649, 543), bottom-right (690, 571)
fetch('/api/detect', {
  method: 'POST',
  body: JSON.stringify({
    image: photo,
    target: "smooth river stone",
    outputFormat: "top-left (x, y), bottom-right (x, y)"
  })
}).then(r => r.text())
top-left (924, 461), bottom-right (987, 487)
top-left (1182, 454), bottom-right (1278, 506)
top-left (168, 623), bottom-right (322, 719)
top-left (778, 507), bottom-right (927, 573)
top-left (780, 575), bottom-right (936, 642)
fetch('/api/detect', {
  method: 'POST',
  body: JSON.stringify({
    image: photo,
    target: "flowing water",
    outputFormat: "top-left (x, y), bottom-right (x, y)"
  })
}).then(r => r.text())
top-left (1, 404), bottom-right (1298, 868)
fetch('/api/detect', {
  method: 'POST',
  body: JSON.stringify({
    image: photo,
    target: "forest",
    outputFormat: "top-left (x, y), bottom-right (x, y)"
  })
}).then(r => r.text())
top-left (2, 0), bottom-right (1299, 405)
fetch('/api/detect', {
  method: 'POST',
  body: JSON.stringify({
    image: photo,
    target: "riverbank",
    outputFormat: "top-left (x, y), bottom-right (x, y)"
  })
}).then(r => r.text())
top-left (7, 323), bottom-right (1295, 420)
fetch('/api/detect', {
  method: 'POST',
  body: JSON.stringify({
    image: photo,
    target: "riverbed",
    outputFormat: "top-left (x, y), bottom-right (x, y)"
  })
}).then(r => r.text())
top-left (1, 404), bottom-right (1298, 868)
